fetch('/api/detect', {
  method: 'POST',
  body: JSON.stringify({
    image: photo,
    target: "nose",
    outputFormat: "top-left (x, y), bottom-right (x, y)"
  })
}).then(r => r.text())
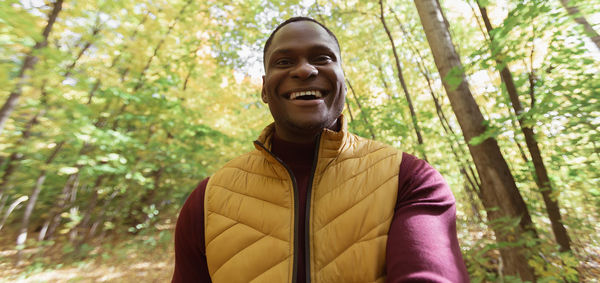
top-left (290, 60), bottom-right (318, 80)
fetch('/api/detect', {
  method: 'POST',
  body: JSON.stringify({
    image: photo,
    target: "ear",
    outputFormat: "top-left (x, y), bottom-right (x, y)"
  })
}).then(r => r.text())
top-left (261, 75), bottom-right (268, 103)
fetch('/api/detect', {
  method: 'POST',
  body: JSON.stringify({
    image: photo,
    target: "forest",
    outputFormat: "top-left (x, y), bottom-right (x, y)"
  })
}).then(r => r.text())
top-left (0, 0), bottom-right (598, 281)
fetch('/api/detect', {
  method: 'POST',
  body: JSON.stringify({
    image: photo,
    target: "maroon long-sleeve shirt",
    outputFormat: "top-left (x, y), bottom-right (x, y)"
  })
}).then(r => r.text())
top-left (172, 134), bottom-right (469, 282)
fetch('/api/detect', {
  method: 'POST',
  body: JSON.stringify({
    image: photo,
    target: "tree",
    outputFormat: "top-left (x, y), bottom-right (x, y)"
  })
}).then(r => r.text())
top-left (414, 0), bottom-right (537, 280)
top-left (0, 0), bottom-right (64, 135)
top-left (477, 0), bottom-right (572, 253)
top-left (559, 0), bottom-right (600, 50)
top-left (379, 0), bottom-right (428, 161)
top-left (15, 141), bottom-right (64, 265)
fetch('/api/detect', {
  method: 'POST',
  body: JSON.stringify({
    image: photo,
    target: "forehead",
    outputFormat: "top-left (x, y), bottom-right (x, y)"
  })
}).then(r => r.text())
top-left (266, 21), bottom-right (339, 59)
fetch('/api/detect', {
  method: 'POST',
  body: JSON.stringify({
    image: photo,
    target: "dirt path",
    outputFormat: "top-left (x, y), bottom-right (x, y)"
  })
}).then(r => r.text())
top-left (0, 236), bottom-right (174, 282)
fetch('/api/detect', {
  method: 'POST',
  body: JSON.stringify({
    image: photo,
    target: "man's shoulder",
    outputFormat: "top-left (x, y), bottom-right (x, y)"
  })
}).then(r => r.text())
top-left (209, 148), bottom-right (274, 181)
top-left (347, 132), bottom-right (403, 157)
top-left (218, 148), bottom-right (264, 169)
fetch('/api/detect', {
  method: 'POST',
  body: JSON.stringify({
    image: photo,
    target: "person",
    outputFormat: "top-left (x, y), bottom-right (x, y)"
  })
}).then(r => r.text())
top-left (172, 16), bottom-right (469, 283)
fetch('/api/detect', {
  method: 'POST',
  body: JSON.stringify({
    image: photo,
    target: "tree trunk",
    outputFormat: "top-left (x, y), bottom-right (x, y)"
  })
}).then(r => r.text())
top-left (183, 46), bottom-right (201, 91)
top-left (36, 10), bottom-right (153, 242)
top-left (379, 0), bottom-right (427, 161)
top-left (37, 10), bottom-right (158, 240)
top-left (87, 191), bottom-right (118, 240)
top-left (376, 64), bottom-right (392, 99)
top-left (40, 172), bottom-right (80, 240)
top-left (478, 4), bottom-right (572, 252)
top-left (414, 0), bottom-right (537, 281)
top-left (72, 176), bottom-right (103, 249)
top-left (559, 0), bottom-right (600, 50)
top-left (0, 196), bottom-right (28, 232)
top-left (390, 7), bottom-right (482, 217)
top-left (344, 99), bottom-right (355, 123)
top-left (0, 110), bottom-right (44, 197)
top-left (346, 79), bottom-right (376, 139)
top-left (5, 31), bottom-right (97, 239)
top-left (1, 27), bottom-right (92, 196)
top-left (63, 22), bottom-right (102, 77)
top-left (0, 0), bottom-right (64, 135)
top-left (0, 195), bottom-right (6, 219)
top-left (509, 115), bottom-right (530, 163)
top-left (15, 141), bottom-right (65, 265)
top-left (375, 61), bottom-right (410, 131)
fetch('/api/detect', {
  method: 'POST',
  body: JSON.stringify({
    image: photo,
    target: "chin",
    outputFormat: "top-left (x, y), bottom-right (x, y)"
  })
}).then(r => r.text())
top-left (292, 117), bottom-right (336, 133)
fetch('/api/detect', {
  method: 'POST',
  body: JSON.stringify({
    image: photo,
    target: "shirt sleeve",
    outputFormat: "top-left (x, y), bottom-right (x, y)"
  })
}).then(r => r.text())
top-left (172, 178), bottom-right (212, 283)
top-left (386, 153), bottom-right (469, 283)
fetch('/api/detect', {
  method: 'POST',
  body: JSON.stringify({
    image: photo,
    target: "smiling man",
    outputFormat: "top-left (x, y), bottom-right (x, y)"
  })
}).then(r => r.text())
top-left (261, 19), bottom-right (346, 143)
top-left (172, 17), bottom-right (469, 283)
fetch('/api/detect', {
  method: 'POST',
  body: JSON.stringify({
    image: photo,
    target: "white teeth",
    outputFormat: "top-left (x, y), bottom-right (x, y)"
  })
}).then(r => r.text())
top-left (290, 90), bottom-right (323, 100)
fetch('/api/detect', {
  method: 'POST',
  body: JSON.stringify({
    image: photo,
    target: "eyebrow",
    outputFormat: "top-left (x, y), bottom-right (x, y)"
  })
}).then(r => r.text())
top-left (269, 44), bottom-right (338, 57)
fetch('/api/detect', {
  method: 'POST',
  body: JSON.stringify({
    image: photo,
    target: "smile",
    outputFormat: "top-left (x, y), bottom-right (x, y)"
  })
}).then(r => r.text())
top-left (288, 90), bottom-right (324, 100)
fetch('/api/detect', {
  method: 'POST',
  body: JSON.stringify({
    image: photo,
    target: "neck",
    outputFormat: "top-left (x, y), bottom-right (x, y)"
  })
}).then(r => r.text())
top-left (274, 119), bottom-right (340, 143)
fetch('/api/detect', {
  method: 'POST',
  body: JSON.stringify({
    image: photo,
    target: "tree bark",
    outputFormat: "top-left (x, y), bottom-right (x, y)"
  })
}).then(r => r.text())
top-left (478, 3), bottom-right (572, 252)
top-left (559, 0), bottom-right (600, 50)
top-left (414, 0), bottom-right (537, 281)
top-left (0, 0), bottom-right (64, 135)
top-left (379, 0), bottom-right (427, 161)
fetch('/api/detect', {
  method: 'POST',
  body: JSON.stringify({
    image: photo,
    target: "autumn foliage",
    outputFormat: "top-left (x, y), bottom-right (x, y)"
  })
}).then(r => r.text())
top-left (0, 0), bottom-right (598, 281)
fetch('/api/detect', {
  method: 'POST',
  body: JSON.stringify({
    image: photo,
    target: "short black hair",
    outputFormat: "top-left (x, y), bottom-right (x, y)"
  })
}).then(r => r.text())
top-left (263, 17), bottom-right (340, 68)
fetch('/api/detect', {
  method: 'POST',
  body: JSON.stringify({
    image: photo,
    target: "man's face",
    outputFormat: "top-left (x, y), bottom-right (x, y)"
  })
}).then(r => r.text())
top-left (262, 21), bottom-right (346, 142)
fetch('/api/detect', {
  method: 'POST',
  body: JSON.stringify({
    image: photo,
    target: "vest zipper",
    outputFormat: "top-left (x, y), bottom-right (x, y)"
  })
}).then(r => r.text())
top-left (305, 132), bottom-right (322, 283)
top-left (254, 141), bottom-right (301, 283)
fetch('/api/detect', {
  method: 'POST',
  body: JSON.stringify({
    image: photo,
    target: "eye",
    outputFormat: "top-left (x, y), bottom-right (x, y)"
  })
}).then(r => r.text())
top-left (313, 55), bottom-right (333, 64)
top-left (274, 58), bottom-right (293, 66)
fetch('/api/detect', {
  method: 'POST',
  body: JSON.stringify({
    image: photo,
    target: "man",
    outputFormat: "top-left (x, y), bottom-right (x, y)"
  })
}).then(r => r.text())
top-left (172, 17), bottom-right (469, 283)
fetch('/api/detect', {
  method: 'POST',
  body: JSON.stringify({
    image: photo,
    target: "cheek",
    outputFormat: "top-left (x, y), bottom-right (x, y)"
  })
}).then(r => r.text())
top-left (334, 92), bottom-right (346, 113)
top-left (265, 72), bottom-right (286, 92)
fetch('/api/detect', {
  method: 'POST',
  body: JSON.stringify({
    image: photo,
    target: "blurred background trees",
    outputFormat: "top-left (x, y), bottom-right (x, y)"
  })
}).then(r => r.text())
top-left (0, 0), bottom-right (598, 281)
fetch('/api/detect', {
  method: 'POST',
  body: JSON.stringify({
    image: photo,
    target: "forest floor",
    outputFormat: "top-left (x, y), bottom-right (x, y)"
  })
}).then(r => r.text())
top-left (1, 228), bottom-right (600, 282)
top-left (0, 230), bottom-right (175, 283)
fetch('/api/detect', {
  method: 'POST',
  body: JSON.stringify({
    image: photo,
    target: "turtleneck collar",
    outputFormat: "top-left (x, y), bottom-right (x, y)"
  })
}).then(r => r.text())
top-left (271, 131), bottom-right (316, 165)
top-left (255, 115), bottom-right (348, 149)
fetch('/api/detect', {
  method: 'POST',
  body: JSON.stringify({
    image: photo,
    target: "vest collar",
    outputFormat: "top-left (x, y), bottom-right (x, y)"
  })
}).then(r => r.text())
top-left (254, 115), bottom-right (350, 157)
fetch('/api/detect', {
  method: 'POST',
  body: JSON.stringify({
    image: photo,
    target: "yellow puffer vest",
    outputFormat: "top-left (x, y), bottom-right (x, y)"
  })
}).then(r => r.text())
top-left (205, 119), bottom-right (402, 283)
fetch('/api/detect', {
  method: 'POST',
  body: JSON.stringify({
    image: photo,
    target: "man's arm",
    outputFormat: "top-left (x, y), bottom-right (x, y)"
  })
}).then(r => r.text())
top-left (386, 153), bottom-right (469, 283)
top-left (172, 178), bottom-right (212, 283)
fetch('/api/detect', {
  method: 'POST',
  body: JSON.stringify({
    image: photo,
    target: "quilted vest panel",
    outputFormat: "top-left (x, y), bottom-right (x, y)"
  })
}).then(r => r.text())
top-left (205, 122), bottom-right (401, 283)
top-left (310, 132), bottom-right (400, 283)
top-left (205, 150), bottom-right (295, 283)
